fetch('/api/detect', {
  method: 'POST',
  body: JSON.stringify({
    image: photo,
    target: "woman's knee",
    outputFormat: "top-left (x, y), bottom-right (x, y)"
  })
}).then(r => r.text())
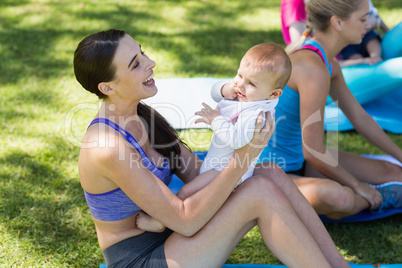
top-left (300, 179), bottom-right (356, 212)
top-left (243, 175), bottom-right (288, 204)
top-left (324, 185), bottom-right (356, 212)
top-left (265, 163), bottom-right (286, 177)
top-left (254, 162), bottom-right (288, 184)
top-left (382, 161), bottom-right (402, 182)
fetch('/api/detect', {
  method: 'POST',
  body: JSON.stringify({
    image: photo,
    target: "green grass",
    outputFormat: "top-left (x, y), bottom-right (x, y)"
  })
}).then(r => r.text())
top-left (0, 0), bottom-right (401, 267)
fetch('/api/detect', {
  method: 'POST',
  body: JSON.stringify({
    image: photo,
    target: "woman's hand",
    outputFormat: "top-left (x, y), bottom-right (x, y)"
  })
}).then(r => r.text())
top-left (195, 103), bottom-right (220, 125)
top-left (353, 182), bottom-right (383, 210)
top-left (136, 211), bottom-right (166, 233)
top-left (234, 111), bottom-right (275, 161)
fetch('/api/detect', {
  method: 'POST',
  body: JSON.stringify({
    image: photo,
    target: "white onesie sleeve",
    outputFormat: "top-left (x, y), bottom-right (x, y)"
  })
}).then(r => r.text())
top-left (210, 81), bottom-right (226, 103)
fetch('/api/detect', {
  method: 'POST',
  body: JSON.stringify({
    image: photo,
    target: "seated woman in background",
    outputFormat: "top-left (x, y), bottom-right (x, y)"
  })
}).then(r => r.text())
top-left (256, 0), bottom-right (402, 220)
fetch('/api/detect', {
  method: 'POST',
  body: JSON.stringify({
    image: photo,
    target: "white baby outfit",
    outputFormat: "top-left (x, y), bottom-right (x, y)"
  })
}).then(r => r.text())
top-left (200, 82), bottom-right (278, 186)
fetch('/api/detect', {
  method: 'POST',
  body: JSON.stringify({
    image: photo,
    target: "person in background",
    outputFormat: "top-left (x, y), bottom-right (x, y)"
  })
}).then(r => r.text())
top-left (337, 0), bottom-right (390, 67)
top-left (280, 0), bottom-right (309, 46)
top-left (281, 0), bottom-right (402, 116)
top-left (280, 0), bottom-right (388, 48)
top-left (258, 0), bottom-right (402, 220)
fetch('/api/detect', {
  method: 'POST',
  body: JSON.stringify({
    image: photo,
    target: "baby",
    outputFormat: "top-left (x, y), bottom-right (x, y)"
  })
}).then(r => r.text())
top-left (192, 43), bottom-right (292, 190)
top-left (135, 43), bottom-right (291, 231)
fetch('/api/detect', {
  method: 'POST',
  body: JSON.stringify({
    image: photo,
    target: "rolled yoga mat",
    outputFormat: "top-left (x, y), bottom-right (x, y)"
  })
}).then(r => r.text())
top-left (142, 77), bottom-right (402, 133)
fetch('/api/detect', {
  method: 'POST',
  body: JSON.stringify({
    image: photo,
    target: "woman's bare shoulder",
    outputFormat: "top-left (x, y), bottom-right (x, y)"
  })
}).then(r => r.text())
top-left (78, 125), bottom-right (132, 192)
top-left (80, 124), bottom-right (123, 160)
top-left (288, 50), bottom-right (331, 91)
top-left (291, 49), bottom-right (329, 75)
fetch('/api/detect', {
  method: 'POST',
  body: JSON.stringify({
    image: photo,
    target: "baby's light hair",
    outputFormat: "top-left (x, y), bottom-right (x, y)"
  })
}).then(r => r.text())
top-left (242, 43), bottom-right (292, 89)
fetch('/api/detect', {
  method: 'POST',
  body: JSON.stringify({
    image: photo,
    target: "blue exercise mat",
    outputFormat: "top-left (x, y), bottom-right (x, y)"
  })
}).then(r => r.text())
top-left (221, 264), bottom-right (402, 268)
top-left (100, 262), bottom-right (402, 267)
top-left (142, 77), bottom-right (402, 133)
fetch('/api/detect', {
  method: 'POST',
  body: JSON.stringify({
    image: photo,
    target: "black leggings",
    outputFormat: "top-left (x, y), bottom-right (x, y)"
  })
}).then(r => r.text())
top-left (287, 161), bottom-right (306, 176)
top-left (102, 228), bottom-right (173, 268)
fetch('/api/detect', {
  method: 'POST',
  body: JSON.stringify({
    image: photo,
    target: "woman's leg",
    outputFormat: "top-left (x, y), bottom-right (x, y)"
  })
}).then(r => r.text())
top-left (332, 149), bottom-right (402, 184)
top-left (299, 148), bottom-right (402, 217)
top-left (164, 175), bottom-right (335, 268)
top-left (292, 170), bottom-right (369, 219)
top-left (253, 163), bottom-right (349, 267)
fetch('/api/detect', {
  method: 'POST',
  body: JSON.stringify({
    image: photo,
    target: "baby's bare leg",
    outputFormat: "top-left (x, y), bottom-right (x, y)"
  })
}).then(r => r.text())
top-left (137, 170), bottom-right (220, 233)
top-left (136, 211), bottom-right (166, 232)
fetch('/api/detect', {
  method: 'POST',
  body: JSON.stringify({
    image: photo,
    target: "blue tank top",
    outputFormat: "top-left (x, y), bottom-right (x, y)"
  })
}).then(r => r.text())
top-left (83, 118), bottom-right (172, 221)
top-left (257, 40), bottom-right (332, 172)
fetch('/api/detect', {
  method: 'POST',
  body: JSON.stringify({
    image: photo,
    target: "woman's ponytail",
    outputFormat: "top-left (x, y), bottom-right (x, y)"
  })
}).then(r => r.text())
top-left (285, 25), bottom-right (313, 54)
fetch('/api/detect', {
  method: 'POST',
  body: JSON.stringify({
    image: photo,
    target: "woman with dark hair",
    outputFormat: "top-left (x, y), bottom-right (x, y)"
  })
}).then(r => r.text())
top-left (74, 29), bottom-right (349, 267)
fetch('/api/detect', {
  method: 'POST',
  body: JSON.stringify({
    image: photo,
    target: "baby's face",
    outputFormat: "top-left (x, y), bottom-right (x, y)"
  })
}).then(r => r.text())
top-left (233, 62), bottom-right (278, 102)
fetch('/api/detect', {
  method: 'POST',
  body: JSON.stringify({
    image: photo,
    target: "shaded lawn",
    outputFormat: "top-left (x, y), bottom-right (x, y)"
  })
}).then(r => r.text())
top-left (0, 0), bottom-right (401, 267)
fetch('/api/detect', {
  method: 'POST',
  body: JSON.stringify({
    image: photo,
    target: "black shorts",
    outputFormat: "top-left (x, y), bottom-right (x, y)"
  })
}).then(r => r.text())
top-left (287, 161), bottom-right (306, 176)
top-left (102, 228), bottom-right (173, 268)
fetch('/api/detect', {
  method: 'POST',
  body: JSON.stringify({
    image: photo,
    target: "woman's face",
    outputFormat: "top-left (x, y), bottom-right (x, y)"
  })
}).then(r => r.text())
top-left (341, 0), bottom-right (371, 45)
top-left (109, 34), bottom-right (157, 101)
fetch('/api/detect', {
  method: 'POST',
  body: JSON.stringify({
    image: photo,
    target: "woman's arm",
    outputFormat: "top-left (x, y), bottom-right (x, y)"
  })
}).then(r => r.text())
top-left (136, 144), bottom-right (211, 233)
top-left (366, 38), bottom-right (382, 61)
top-left (337, 56), bottom-right (381, 67)
top-left (289, 22), bottom-right (306, 43)
top-left (297, 55), bottom-right (343, 176)
top-left (99, 115), bottom-right (272, 237)
top-left (295, 54), bottom-right (381, 208)
top-left (173, 144), bottom-right (216, 200)
top-left (329, 60), bottom-right (402, 163)
top-left (174, 143), bottom-right (203, 185)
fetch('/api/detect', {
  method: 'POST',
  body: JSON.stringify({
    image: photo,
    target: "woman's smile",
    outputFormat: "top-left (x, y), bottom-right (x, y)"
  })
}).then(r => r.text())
top-left (143, 72), bottom-right (155, 87)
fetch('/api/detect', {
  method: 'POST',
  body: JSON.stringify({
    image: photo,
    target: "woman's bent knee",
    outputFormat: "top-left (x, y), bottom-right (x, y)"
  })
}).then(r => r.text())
top-left (325, 185), bottom-right (356, 212)
top-left (254, 162), bottom-right (289, 183)
top-left (242, 175), bottom-right (288, 205)
top-left (382, 161), bottom-right (402, 182)
top-left (299, 179), bottom-right (357, 213)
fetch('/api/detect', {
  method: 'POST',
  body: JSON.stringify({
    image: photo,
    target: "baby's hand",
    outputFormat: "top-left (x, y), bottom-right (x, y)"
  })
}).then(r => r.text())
top-left (195, 103), bottom-right (220, 125)
top-left (136, 211), bottom-right (166, 233)
top-left (221, 82), bottom-right (237, 100)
